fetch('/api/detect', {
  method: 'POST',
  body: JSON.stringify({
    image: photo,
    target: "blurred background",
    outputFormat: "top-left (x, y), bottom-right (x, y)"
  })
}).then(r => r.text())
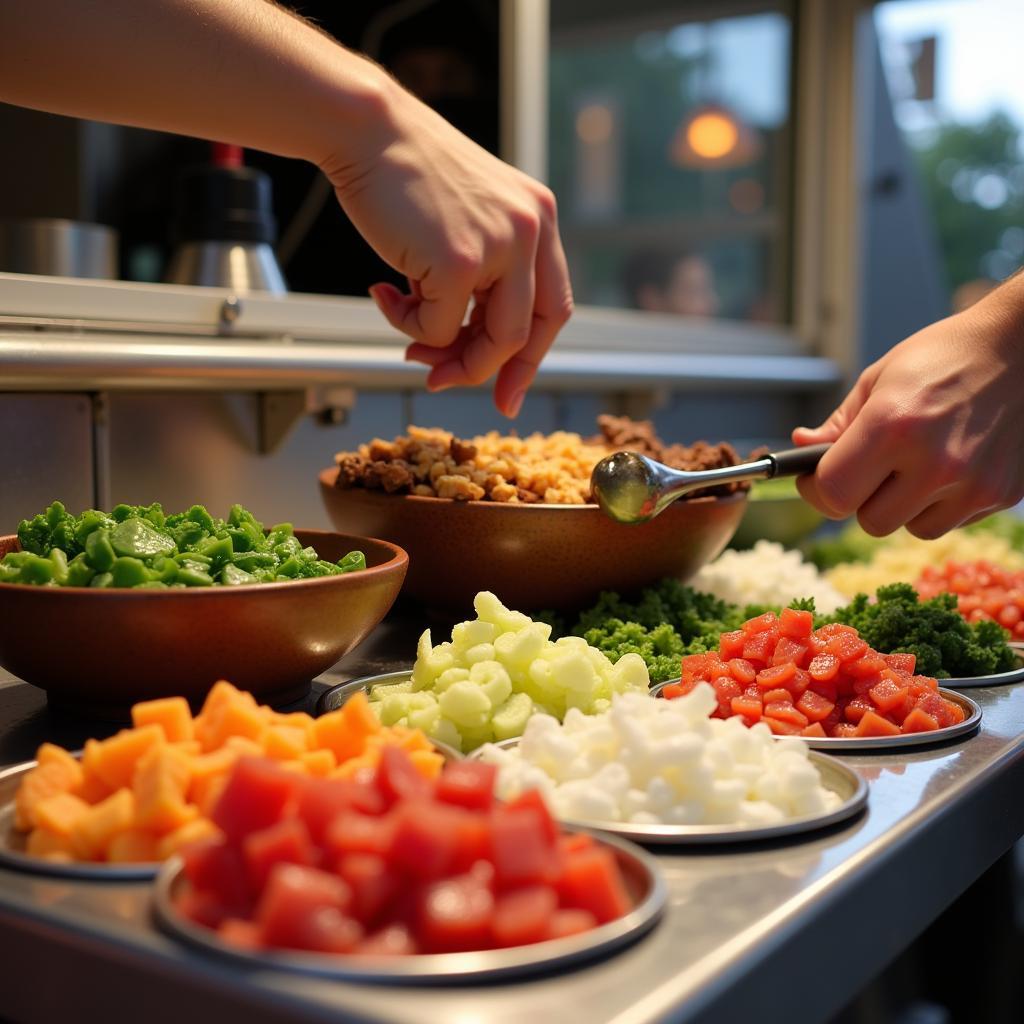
top-left (1, 0), bottom-right (1022, 525)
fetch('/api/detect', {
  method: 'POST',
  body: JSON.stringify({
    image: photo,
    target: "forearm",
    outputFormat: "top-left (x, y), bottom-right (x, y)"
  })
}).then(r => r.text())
top-left (969, 269), bottom-right (1024, 360)
top-left (0, 0), bottom-right (389, 166)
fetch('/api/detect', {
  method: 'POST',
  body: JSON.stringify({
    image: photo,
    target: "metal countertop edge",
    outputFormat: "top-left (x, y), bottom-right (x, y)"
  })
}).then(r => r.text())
top-left (610, 732), bottom-right (1024, 1024)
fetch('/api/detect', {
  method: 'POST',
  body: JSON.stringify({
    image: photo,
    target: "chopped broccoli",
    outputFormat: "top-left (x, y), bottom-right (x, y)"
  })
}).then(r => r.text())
top-left (827, 583), bottom-right (1016, 678)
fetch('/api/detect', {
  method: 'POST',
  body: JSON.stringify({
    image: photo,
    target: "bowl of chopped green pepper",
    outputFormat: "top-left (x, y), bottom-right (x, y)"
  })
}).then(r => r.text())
top-left (0, 501), bottom-right (408, 716)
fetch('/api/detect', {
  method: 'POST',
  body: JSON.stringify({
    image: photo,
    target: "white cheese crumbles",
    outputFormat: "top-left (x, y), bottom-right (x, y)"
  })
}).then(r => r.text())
top-left (691, 540), bottom-right (847, 616)
top-left (477, 686), bottom-right (841, 828)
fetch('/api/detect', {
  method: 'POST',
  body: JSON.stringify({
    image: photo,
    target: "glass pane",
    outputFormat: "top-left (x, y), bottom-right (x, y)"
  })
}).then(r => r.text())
top-left (549, 5), bottom-right (792, 324)
top-left (876, 0), bottom-right (1024, 313)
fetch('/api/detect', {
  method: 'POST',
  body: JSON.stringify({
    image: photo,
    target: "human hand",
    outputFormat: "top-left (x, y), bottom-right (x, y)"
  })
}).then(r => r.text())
top-left (791, 296), bottom-right (1024, 538)
top-left (320, 74), bottom-right (573, 418)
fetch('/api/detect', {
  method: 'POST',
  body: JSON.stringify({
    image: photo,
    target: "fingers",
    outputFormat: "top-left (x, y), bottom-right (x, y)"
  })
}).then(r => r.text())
top-left (796, 400), bottom-right (896, 519)
top-left (369, 255), bottom-right (476, 347)
top-left (854, 471), bottom-right (935, 537)
top-left (493, 216), bottom-right (573, 417)
top-left (791, 365), bottom-right (877, 447)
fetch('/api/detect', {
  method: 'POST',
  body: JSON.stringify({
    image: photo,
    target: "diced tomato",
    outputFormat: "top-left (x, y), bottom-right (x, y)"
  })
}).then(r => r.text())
top-left (816, 623), bottom-right (857, 638)
top-left (449, 811), bottom-right (494, 873)
top-left (177, 889), bottom-right (231, 930)
top-left (389, 802), bottom-right (460, 880)
top-left (796, 690), bottom-right (835, 723)
top-left (807, 677), bottom-right (838, 703)
top-left (761, 688), bottom-right (791, 705)
top-left (743, 612), bottom-right (779, 635)
top-left (765, 717), bottom-right (802, 735)
top-left (882, 652), bottom-right (917, 675)
top-left (854, 710), bottom-right (901, 738)
top-left (435, 761), bottom-right (497, 812)
top-left (491, 806), bottom-right (555, 887)
top-left (242, 818), bottom-right (314, 890)
top-left (772, 637), bottom-right (809, 667)
top-left (681, 654), bottom-right (711, 675)
top-left (556, 847), bottom-right (631, 925)
top-left (719, 630), bottom-right (747, 660)
top-left (256, 864), bottom-right (360, 953)
top-left (902, 708), bottom-right (939, 733)
top-left (376, 745), bottom-right (431, 806)
top-left (728, 658), bottom-right (757, 685)
top-left (779, 607), bottom-right (814, 639)
top-left (217, 918), bottom-right (263, 949)
top-left (800, 723), bottom-right (826, 738)
top-left (843, 696), bottom-right (875, 724)
top-left (546, 908), bottom-right (598, 940)
top-left (787, 669), bottom-right (811, 700)
top-left (826, 633), bottom-right (869, 663)
top-left (324, 810), bottom-right (396, 859)
top-left (910, 674), bottom-right (939, 693)
top-left (763, 702), bottom-right (809, 729)
top-left (506, 789), bottom-right (559, 847)
top-left (211, 758), bottom-right (300, 843)
top-left (336, 853), bottom-right (400, 926)
top-left (742, 630), bottom-right (776, 665)
top-left (417, 872), bottom-right (495, 952)
top-left (296, 777), bottom-right (383, 843)
top-left (712, 677), bottom-right (742, 716)
top-left (755, 662), bottom-right (797, 690)
top-left (558, 832), bottom-right (595, 856)
top-left (730, 695), bottom-right (763, 720)
top-left (832, 723), bottom-right (858, 738)
top-left (661, 680), bottom-right (691, 700)
top-left (491, 885), bottom-right (558, 947)
top-left (357, 924), bottom-right (417, 956)
top-left (179, 837), bottom-right (252, 913)
top-left (916, 692), bottom-right (958, 728)
top-left (868, 678), bottom-right (909, 714)
top-left (806, 655), bottom-right (839, 679)
top-left (847, 654), bottom-right (888, 679)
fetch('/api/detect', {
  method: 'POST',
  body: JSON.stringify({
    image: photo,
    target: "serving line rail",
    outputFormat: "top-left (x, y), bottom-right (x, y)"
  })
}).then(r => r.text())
top-left (0, 616), bottom-right (1022, 1024)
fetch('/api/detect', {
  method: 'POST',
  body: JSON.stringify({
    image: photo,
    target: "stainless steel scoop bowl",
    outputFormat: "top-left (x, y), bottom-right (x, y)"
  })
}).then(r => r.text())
top-left (591, 443), bottom-right (831, 525)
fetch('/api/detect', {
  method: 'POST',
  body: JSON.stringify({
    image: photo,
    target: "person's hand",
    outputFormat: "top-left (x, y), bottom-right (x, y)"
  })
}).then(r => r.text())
top-left (320, 74), bottom-right (573, 418)
top-left (792, 296), bottom-right (1024, 539)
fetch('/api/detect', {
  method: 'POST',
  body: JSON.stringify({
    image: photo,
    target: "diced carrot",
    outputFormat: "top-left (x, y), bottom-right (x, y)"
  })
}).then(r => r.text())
top-left (800, 723), bottom-right (826, 738)
top-left (761, 688), bottom-right (791, 705)
top-left (32, 792), bottom-right (90, 837)
top-left (843, 696), bottom-right (875, 724)
top-left (131, 696), bottom-right (194, 743)
top-left (742, 630), bottom-right (776, 665)
top-left (89, 725), bottom-right (165, 792)
top-left (765, 717), bottom-right (802, 735)
top-left (26, 828), bottom-right (75, 861)
top-left (854, 710), bottom-right (901, 737)
top-left (719, 630), bottom-right (746, 660)
top-left (300, 749), bottom-right (337, 777)
top-left (70, 790), bottom-right (136, 860)
top-left (772, 637), bottom-right (809, 667)
top-left (133, 744), bottom-right (196, 833)
top-left (728, 658), bottom-right (756, 685)
top-left (198, 700), bottom-right (266, 753)
top-left (847, 655), bottom-right (888, 679)
top-left (826, 633), bottom-right (869, 663)
top-left (264, 726), bottom-right (309, 761)
top-left (832, 723), bottom-right (858, 738)
top-left (743, 612), bottom-right (778, 635)
top-left (107, 829), bottom-right (160, 864)
top-left (14, 760), bottom-right (84, 831)
top-left (409, 749), bottom-right (445, 779)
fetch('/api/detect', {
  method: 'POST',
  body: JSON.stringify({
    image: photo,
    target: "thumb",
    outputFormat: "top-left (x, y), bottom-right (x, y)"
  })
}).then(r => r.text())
top-left (792, 366), bottom-right (876, 446)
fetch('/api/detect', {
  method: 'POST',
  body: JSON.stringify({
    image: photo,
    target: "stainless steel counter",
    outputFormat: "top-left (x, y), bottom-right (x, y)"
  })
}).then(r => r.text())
top-left (1, 615), bottom-right (1022, 1024)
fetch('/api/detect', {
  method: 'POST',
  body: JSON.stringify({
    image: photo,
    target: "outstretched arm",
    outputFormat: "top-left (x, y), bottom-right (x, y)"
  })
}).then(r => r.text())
top-left (0, 0), bottom-right (572, 416)
top-left (793, 272), bottom-right (1024, 538)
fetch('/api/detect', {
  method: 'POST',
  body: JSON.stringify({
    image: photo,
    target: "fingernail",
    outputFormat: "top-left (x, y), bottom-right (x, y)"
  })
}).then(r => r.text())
top-left (507, 389), bottom-right (525, 418)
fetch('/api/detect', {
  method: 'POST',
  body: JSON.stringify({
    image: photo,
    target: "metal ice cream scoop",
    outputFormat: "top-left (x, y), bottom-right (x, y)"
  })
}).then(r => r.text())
top-left (591, 443), bottom-right (831, 525)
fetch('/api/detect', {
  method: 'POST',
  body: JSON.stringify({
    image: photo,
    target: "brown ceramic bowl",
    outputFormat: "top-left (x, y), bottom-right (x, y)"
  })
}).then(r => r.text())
top-left (0, 530), bottom-right (407, 718)
top-left (318, 468), bottom-right (746, 613)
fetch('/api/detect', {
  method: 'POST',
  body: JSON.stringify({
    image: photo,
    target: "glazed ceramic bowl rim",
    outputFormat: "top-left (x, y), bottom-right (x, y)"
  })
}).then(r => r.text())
top-left (0, 529), bottom-right (408, 597)
top-left (318, 466), bottom-right (747, 512)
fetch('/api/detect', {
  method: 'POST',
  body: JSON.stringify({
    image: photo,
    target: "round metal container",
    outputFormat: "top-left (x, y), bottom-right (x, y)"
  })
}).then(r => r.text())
top-left (473, 740), bottom-right (867, 845)
top-left (316, 671), bottom-right (462, 761)
top-left (941, 649), bottom-right (1024, 689)
top-left (0, 218), bottom-right (117, 279)
top-left (153, 830), bottom-right (667, 983)
top-left (0, 758), bottom-right (158, 880)
top-left (651, 681), bottom-right (982, 750)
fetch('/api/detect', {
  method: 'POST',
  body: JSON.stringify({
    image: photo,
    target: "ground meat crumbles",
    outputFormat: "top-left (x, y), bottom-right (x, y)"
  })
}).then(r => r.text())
top-left (333, 416), bottom-right (748, 504)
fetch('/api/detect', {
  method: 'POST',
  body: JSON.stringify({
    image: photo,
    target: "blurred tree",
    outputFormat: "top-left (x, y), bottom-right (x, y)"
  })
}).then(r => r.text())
top-left (911, 112), bottom-right (1024, 292)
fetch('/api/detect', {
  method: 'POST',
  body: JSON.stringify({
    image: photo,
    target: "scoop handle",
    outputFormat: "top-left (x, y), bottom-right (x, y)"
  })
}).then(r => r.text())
top-left (766, 443), bottom-right (831, 478)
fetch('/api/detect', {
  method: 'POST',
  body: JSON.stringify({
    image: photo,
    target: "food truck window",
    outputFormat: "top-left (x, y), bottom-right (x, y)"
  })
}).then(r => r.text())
top-left (548, 3), bottom-right (794, 325)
